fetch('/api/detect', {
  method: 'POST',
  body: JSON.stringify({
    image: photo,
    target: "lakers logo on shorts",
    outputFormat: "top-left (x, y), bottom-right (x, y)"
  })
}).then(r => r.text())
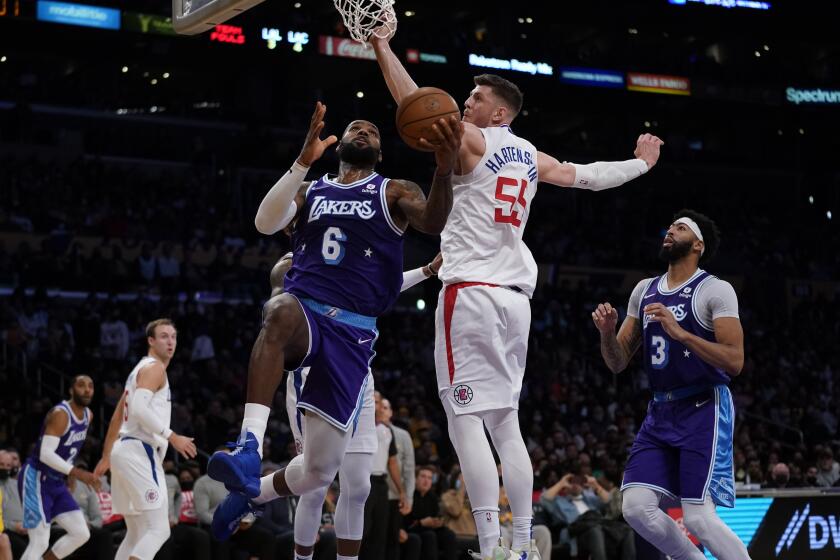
top-left (453, 384), bottom-right (473, 406)
top-left (145, 489), bottom-right (159, 504)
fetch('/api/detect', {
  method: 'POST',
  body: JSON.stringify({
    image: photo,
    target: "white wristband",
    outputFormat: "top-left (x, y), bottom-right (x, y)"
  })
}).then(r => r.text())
top-left (40, 435), bottom-right (74, 475)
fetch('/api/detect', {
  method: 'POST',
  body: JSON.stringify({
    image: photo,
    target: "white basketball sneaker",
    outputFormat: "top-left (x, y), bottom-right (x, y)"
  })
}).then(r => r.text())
top-left (467, 540), bottom-right (511, 560)
top-left (507, 539), bottom-right (542, 560)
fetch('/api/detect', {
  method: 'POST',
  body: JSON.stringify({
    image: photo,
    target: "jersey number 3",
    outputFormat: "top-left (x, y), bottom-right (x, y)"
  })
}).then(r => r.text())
top-left (651, 335), bottom-right (669, 369)
top-left (494, 176), bottom-right (528, 227)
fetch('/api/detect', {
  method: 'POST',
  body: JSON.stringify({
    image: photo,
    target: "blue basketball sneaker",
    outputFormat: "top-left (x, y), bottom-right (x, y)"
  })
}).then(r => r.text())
top-left (207, 431), bottom-right (261, 498)
top-left (210, 491), bottom-right (261, 541)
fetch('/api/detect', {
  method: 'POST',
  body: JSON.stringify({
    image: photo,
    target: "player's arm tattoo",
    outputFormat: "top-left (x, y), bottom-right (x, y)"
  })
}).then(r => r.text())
top-left (394, 177), bottom-right (453, 235)
top-left (601, 318), bottom-right (642, 373)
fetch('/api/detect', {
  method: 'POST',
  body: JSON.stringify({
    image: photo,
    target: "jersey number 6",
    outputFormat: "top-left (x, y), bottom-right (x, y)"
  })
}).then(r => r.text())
top-left (494, 176), bottom-right (528, 227)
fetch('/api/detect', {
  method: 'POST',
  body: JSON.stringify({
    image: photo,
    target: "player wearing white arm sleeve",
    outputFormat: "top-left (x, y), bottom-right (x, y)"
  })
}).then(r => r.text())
top-left (95, 319), bottom-right (197, 560)
top-left (18, 376), bottom-right (99, 560)
top-left (370, 26), bottom-right (662, 560)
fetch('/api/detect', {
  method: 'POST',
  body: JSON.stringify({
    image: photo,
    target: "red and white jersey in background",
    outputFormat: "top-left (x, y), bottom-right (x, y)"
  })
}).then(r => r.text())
top-left (439, 125), bottom-right (539, 297)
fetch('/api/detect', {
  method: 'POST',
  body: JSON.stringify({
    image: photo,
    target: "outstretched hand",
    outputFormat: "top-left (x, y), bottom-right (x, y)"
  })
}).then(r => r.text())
top-left (298, 102), bottom-right (339, 167)
top-left (419, 115), bottom-right (464, 174)
top-left (634, 133), bottom-right (664, 170)
top-left (592, 302), bottom-right (619, 335)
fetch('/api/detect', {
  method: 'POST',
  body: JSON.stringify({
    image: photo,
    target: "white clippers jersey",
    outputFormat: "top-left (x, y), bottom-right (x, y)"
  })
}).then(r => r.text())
top-left (119, 356), bottom-right (171, 452)
top-left (439, 125), bottom-right (539, 297)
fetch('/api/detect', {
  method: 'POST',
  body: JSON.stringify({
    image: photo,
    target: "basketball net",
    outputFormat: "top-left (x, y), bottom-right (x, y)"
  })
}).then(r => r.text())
top-left (333, 0), bottom-right (397, 43)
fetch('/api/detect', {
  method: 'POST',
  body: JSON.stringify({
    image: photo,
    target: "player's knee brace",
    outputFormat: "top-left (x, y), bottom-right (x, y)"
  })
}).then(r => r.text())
top-left (295, 489), bottom-right (328, 547)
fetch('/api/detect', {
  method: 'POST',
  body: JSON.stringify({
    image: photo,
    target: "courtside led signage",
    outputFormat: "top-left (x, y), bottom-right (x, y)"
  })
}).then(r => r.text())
top-left (468, 54), bottom-right (552, 76)
top-left (319, 35), bottom-right (376, 60)
top-left (210, 24), bottom-right (245, 44)
top-left (560, 67), bottom-right (624, 89)
top-left (627, 72), bottom-right (690, 96)
top-left (37, 0), bottom-right (120, 29)
top-left (123, 12), bottom-right (175, 35)
top-left (668, 0), bottom-right (770, 10)
top-left (406, 49), bottom-right (448, 64)
top-left (786, 87), bottom-right (840, 106)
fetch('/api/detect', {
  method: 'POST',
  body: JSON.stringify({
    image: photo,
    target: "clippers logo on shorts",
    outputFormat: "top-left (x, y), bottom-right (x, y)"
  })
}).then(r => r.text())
top-left (145, 489), bottom-right (159, 504)
top-left (453, 384), bottom-right (473, 406)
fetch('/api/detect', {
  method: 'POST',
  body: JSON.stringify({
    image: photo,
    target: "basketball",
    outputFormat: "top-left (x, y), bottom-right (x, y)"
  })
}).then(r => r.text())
top-left (395, 87), bottom-right (461, 152)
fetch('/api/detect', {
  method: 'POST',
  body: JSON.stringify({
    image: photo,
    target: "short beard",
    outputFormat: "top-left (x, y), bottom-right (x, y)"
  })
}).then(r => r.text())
top-left (338, 140), bottom-right (379, 167)
top-left (71, 393), bottom-right (89, 407)
top-left (658, 239), bottom-right (693, 263)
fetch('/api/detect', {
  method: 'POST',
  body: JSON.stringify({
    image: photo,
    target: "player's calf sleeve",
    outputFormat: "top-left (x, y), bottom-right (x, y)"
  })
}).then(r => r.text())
top-left (21, 523), bottom-right (50, 560)
top-left (682, 498), bottom-right (750, 560)
top-left (335, 453), bottom-right (373, 541)
top-left (294, 487), bottom-right (328, 547)
top-left (622, 487), bottom-right (706, 560)
top-left (50, 511), bottom-right (90, 558)
top-left (131, 509), bottom-right (171, 560)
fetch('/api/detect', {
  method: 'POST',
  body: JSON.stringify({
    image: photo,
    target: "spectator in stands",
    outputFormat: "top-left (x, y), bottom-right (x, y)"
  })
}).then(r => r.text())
top-left (406, 466), bottom-right (456, 560)
top-left (384, 395), bottom-right (415, 559)
top-left (0, 450), bottom-right (26, 557)
top-left (440, 471), bottom-right (478, 558)
top-left (99, 307), bottom-right (129, 361)
top-left (540, 473), bottom-right (634, 560)
top-left (767, 463), bottom-right (791, 489)
top-left (816, 449), bottom-right (840, 487)
top-left (159, 465), bottom-right (210, 560)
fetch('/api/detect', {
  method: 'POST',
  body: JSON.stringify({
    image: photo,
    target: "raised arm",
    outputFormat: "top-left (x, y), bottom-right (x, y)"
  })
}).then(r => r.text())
top-left (369, 32), bottom-right (419, 104)
top-left (593, 304), bottom-right (643, 374)
top-left (254, 102), bottom-right (336, 235)
top-left (537, 134), bottom-right (663, 190)
top-left (390, 115), bottom-right (463, 234)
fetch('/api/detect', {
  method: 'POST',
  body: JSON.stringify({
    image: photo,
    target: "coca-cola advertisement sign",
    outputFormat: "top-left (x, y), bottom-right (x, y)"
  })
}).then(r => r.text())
top-left (319, 35), bottom-right (376, 61)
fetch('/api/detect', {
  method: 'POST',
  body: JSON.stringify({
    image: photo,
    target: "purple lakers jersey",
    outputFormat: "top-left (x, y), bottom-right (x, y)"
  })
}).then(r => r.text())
top-left (284, 172), bottom-right (404, 317)
top-left (30, 401), bottom-right (89, 478)
top-left (640, 271), bottom-right (730, 392)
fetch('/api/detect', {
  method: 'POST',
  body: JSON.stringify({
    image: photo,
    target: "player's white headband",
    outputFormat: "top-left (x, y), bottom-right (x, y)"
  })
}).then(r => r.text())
top-left (674, 217), bottom-right (705, 256)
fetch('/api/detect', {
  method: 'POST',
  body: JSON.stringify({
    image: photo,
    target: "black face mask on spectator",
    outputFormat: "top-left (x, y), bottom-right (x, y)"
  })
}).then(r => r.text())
top-left (10, 466), bottom-right (19, 477)
top-left (0, 469), bottom-right (9, 480)
top-left (180, 480), bottom-right (194, 491)
top-left (774, 475), bottom-right (789, 485)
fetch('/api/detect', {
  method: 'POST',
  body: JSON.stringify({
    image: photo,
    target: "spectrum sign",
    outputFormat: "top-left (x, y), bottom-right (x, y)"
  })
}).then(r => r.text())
top-left (37, 0), bottom-right (120, 29)
top-left (786, 87), bottom-right (840, 106)
top-left (627, 72), bottom-right (690, 96)
top-left (559, 67), bottom-right (624, 89)
top-left (468, 54), bottom-right (552, 76)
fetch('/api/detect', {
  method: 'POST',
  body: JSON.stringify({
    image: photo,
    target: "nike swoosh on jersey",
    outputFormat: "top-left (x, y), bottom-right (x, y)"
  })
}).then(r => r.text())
top-left (643, 294), bottom-right (656, 299)
top-left (695, 399), bottom-right (710, 407)
top-left (358, 338), bottom-right (373, 344)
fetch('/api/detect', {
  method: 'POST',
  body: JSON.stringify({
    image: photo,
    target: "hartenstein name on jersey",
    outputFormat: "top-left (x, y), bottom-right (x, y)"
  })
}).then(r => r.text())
top-left (483, 145), bottom-right (537, 181)
top-left (308, 196), bottom-right (376, 223)
top-left (644, 303), bottom-right (688, 326)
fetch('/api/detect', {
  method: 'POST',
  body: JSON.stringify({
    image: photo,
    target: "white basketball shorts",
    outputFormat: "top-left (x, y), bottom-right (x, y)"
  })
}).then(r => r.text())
top-left (434, 282), bottom-right (531, 415)
top-left (110, 437), bottom-right (167, 515)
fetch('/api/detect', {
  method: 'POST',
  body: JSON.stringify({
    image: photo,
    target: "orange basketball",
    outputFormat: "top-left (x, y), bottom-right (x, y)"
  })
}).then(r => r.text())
top-left (395, 87), bottom-right (461, 152)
